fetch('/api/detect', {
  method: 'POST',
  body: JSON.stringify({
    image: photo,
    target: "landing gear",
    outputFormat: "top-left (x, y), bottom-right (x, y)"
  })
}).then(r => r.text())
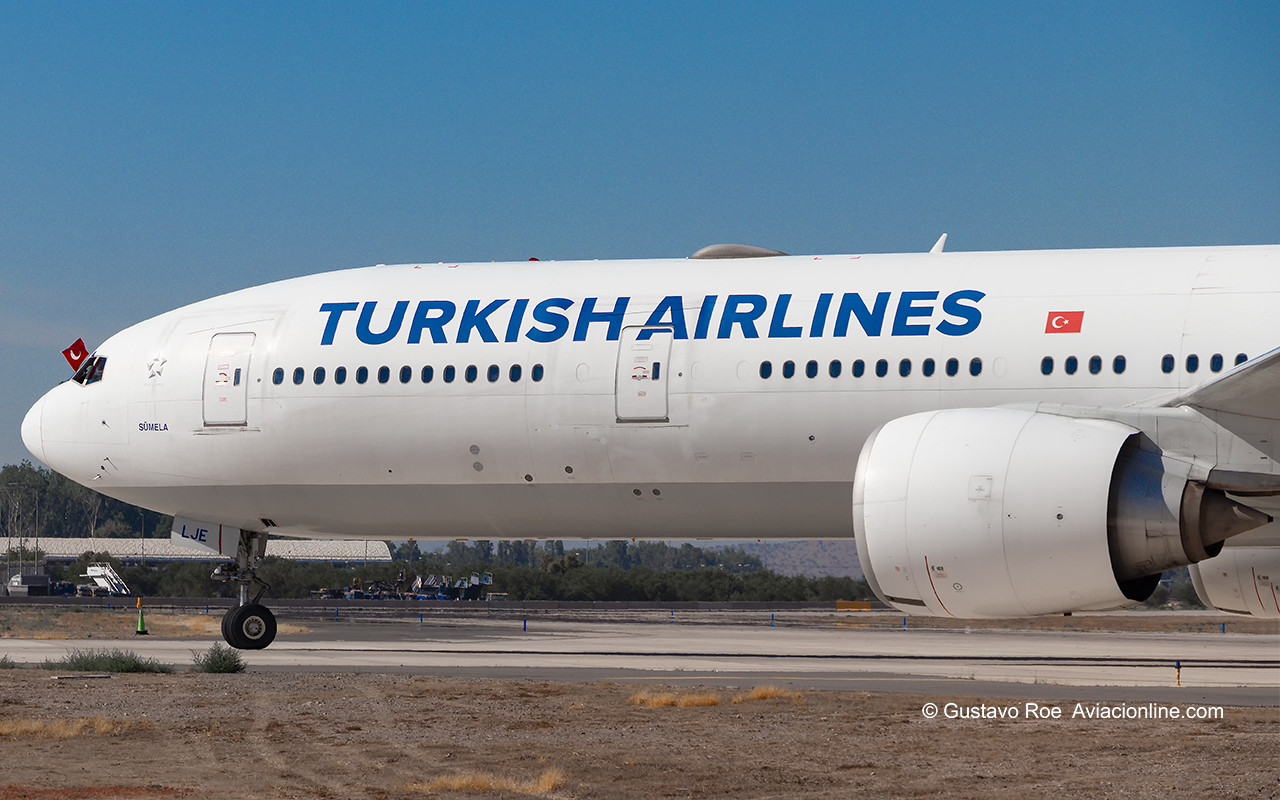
top-left (211, 530), bottom-right (276, 650)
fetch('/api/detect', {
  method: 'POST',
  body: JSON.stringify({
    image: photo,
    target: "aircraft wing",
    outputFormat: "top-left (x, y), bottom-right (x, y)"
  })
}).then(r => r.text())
top-left (1164, 346), bottom-right (1280, 420)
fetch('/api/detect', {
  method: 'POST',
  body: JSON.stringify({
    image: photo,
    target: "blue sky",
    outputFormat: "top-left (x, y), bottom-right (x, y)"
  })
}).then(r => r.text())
top-left (3, 2), bottom-right (1278, 467)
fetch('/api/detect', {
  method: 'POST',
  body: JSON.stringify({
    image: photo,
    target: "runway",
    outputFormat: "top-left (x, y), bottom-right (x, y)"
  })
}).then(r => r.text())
top-left (6, 611), bottom-right (1276, 706)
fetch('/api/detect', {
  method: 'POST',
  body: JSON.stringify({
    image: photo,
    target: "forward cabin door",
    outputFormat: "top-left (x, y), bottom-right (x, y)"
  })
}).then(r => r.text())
top-left (616, 326), bottom-right (672, 422)
top-left (203, 332), bottom-right (256, 426)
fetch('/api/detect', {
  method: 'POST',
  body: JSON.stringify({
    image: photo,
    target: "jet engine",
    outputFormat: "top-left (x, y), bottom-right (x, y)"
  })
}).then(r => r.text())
top-left (1189, 547), bottom-right (1280, 618)
top-left (852, 408), bottom-right (1270, 617)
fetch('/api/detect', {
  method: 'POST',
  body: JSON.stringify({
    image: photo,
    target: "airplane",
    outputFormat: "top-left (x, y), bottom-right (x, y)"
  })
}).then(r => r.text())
top-left (20, 239), bottom-right (1280, 649)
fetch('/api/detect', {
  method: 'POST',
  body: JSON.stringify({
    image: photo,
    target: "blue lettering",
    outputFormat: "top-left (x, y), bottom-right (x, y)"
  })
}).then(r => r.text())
top-left (640, 296), bottom-right (688, 339)
top-left (457, 299), bottom-right (509, 343)
top-left (694, 295), bottom-right (717, 340)
top-left (810, 293), bottom-right (833, 337)
top-left (573, 297), bottom-right (630, 342)
top-left (834, 292), bottom-right (890, 337)
top-left (319, 302), bottom-right (358, 345)
top-left (407, 300), bottom-right (456, 344)
top-left (717, 295), bottom-right (767, 339)
top-left (892, 291), bottom-right (938, 336)
top-left (526, 298), bottom-right (574, 343)
top-left (356, 300), bottom-right (409, 345)
top-left (768, 294), bottom-right (803, 338)
top-left (937, 290), bottom-right (985, 336)
top-left (504, 299), bottom-right (529, 343)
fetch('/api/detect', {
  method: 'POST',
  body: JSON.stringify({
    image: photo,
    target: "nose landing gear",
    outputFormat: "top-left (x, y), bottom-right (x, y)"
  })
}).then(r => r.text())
top-left (212, 530), bottom-right (277, 650)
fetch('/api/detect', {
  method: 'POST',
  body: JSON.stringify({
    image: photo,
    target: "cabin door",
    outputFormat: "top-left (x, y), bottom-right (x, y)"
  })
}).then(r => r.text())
top-left (616, 326), bottom-right (672, 422)
top-left (203, 332), bottom-right (256, 426)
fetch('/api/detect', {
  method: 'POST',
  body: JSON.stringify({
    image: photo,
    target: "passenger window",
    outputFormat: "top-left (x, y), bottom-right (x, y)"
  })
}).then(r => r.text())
top-left (378, 366), bottom-right (390, 384)
top-left (783, 361), bottom-right (795, 379)
top-left (488, 365), bottom-right (500, 382)
top-left (828, 360), bottom-right (841, 378)
top-left (444, 365), bottom-right (456, 383)
top-left (509, 364), bottom-right (522, 382)
top-left (314, 367), bottom-right (326, 385)
top-left (852, 359), bottom-right (865, 378)
top-left (969, 358), bottom-right (982, 377)
top-left (875, 359), bottom-right (888, 378)
top-left (1186, 354), bottom-right (1199, 373)
top-left (945, 358), bottom-right (959, 377)
top-left (1041, 356), bottom-right (1053, 375)
top-left (335, 366), bottom-right (347, 384)
top-left (1161, 354), bottom-right (1175, 374)
top-left (356, 366), bottom-right (369, 384)
top-left (1113, 355), bottom-right (1126, 374)
top-left (233, 368), bottom-right (241, 387)
top-left (465, 365), bottom-right (478, 383)
top-left (653, 362), bottom-right (661, 381)
top-left (760, 361), bottom-right (773, 379)
top-left (805, 360), bottom-right (818, 379)
top-left (922, 358), bottom-right (935, 377)
top-left (899, 359), bottom-right (911, 377)
top-left (1210, 353), bottom-right (1223, 372)
top-left (1065, 356), bottom-right (1078, 375)
top-left (532, 364), bottom-right (544, 382)
top-left (1088, 356), bottom-right (1102, 375)
top-left (1236, 353), bottom-right (1248, 366)
top-left (400, 366), bottom-right (412, 383)
top-left (293, 367), bottom-right (304, 385)
top-left (273, 368), bottom-right (284, 385)
top-left (421, 365), bottom-right (433, 383)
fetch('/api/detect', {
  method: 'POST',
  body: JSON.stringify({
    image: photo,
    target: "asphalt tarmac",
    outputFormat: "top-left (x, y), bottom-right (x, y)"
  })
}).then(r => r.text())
top-left (7, 611), bottom-right (1277, 706)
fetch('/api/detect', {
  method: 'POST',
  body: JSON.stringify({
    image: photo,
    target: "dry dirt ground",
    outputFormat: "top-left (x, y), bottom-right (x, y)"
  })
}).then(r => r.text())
top-left (0, 608), bottom-right (1276, 799)
top-left (0, 671), bottom-right (1275, 800)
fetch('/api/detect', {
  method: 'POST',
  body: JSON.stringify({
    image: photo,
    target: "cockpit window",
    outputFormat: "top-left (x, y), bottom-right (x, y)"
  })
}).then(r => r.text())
top-left (72, 356), bottom-right (107, 385)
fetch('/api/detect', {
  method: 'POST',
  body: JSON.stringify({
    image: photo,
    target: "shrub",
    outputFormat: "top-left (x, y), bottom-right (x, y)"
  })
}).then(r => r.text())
top-left (41, 648), bottom-right (175, 674)
top-left (191, 643), bottom-right (246, 673)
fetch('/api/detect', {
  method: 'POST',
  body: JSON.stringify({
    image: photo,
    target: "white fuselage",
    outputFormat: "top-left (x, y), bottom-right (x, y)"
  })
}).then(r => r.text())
top-left (21, 245), bottom-right (1280, 542)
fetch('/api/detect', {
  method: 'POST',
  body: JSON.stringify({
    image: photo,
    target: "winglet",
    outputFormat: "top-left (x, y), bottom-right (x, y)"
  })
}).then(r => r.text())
top-left (930, 233), bottom-right (947, 254)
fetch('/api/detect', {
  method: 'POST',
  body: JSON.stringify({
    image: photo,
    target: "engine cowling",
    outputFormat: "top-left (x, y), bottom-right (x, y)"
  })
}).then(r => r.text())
top-left (1189, 548), bottom-right (1280, 618)
top-left (852, 408), bottom-right (1270, 617)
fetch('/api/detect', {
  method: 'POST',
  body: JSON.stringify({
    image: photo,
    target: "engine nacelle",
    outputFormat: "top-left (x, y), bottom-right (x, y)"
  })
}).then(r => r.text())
top-left (853, 408), bottom-right (1270, 617)
top-left (1189, 548), bottom-right (1280, 618)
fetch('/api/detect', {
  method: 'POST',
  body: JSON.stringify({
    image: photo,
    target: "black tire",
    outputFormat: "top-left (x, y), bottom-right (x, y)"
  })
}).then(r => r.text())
top-left (221, 607), bottom-right (235, 645)
top-left (225, 604), bottom-right (277, 650)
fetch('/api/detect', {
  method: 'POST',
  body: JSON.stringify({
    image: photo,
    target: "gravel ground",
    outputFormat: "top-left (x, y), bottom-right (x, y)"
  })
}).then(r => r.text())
top-left (0, 670), bottom-right (1275, 800)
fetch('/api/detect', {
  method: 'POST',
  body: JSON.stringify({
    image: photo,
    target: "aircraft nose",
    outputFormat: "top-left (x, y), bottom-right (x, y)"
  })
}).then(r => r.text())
top-left (21, 393), bottom-right (46, 464)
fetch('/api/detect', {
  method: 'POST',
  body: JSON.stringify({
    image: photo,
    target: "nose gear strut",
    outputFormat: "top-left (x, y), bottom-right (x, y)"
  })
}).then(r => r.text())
top-left (211, 530), bottom-right (276, 649)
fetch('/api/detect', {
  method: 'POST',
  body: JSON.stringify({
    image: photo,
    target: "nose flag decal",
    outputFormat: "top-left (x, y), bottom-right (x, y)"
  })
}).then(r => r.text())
top-left (61, 338), bottom-right (88, 370)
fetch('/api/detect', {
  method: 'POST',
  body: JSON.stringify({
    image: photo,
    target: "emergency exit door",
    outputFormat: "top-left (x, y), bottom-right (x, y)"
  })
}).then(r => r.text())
top-left (616, 326), bottom-right (672, 422)
top-left (203, 332), bottom-right (256, 426)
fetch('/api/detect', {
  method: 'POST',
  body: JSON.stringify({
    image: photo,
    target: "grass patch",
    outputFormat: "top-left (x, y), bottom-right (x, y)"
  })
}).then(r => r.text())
top-left (675, 692), bottom-right (721, 707)
top-left (408, 767), bottom-right (566, 794)
top-left (629, 690), bottom-right (676, 707)
top-left (41, 647), bottom-right (175, 674)
top-left (190, 643), bottom-right (246, 673)
top-left (0, 654), bottom-right (18, 669)
top-left (629, 690), bottom-right (721, 707)
top-left (732, 685), bottom-right (804, 704)
top-left (0, 716), bottom-right (152, 739)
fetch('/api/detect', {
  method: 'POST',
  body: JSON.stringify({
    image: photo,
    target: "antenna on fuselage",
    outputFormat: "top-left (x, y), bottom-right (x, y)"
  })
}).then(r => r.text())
top-left (929, 233), bottom-right (948, 254)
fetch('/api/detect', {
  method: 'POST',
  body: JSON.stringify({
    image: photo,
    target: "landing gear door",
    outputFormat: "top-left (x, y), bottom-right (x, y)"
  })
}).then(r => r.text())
top-left (616, 326), bottom-right (672, 422)
top-left (203, 332), bottom-right (256, 426)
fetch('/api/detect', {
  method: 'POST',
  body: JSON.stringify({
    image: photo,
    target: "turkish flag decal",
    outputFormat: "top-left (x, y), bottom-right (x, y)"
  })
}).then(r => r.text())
top-left (1045, 311), bottom-right (1084, 333)
top-left (61, 338), bottom-right (88, 370)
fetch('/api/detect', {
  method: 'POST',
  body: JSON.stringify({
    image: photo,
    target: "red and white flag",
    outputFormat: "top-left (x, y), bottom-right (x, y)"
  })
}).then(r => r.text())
top-left (61, 338), bottom-right (88, 371)
top-left (1044, 311), bottom-right (1084, 333)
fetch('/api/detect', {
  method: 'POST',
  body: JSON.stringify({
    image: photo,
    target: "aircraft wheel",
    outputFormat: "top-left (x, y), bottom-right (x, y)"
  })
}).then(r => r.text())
top-left (224, 604), bottom-right (277, 650)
